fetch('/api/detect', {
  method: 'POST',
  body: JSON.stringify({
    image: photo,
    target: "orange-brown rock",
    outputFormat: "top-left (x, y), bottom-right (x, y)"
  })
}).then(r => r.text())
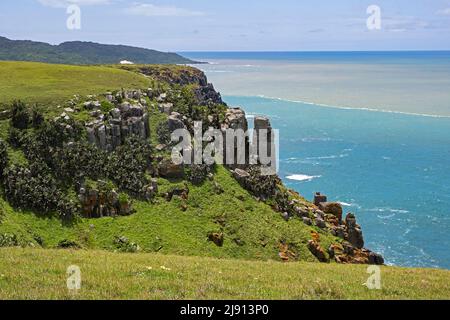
top-left (307, 240), bottom-right (329, 263)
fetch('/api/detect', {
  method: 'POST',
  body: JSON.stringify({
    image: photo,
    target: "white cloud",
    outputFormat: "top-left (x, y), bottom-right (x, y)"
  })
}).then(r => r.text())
top-left (437, 8), bottom-right (450, 15)
top-left (383, 16), bottom-right (429, 32)
top-left (125, 3), bottom-right (204, 17)
top-left (38, 0), bottom-right (110, 8)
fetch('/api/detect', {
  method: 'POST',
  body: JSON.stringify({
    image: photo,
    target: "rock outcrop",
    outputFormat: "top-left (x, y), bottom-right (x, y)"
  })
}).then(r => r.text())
top-left (78, 186), bottom-right (132, 218)
top-left (344, 213), bottom-right (364, 249)
top-left (308, 240), bottom-right (329, 263)
top-left (86, 100), bottom-right (149, 151)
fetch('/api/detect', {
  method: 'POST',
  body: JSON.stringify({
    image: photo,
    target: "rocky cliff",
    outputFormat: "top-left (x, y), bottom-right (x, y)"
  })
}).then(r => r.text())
top-left (0, 64), bottom-right (384, 265)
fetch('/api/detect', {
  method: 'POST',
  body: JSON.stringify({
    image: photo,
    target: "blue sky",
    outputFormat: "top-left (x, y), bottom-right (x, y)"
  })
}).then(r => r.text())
top-left (1, 0), bottom-right (450, 51)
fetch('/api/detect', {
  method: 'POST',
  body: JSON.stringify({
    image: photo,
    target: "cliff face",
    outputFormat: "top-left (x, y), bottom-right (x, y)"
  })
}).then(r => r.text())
top-left (120, 65), bottom-right (224, 106)
top-left (131, 66), bottom-right (385, 265)
top-left (0, 63), bottom-right (383, 265)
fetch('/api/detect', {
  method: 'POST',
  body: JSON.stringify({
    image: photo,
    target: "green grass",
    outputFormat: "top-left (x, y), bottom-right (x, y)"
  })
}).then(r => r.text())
top-left (0, 247), bottom-right (449, 300)
top-left (0, 166), bottom-right (335, 262)
top-left (0, 61), bottom-right (151, 108)
top-left (0, 60), bottom-right (448, 300)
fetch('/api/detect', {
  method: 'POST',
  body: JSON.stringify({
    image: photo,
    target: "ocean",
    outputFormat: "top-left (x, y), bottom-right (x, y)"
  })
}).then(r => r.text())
top-left (182, 51), bottom-right (450, 269)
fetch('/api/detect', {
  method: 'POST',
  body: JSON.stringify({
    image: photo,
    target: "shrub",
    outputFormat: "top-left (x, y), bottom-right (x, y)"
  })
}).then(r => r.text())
top-left (107, 135), bottom-right (152, 196)
top-left (57, 239), bottom-right (81, 249)
top-left (156, 121), bottom-right (171, 145)
top-left (7, 126), bottom-right (25, 148)
top-left (100, 101), bottom-right (114, 114)
top-left (185, 164), bottom-right (211, 185)
top-left (3, 162), bottom-right (77, 220)
top-left (31, 105), bottom-right (44, 128)
top-left (0, 139), bottom-right (8, 177)
top-left (51, 141), bottom-right (107, 183)
top-left (237, 166), bottom-right (280, 199)
top-left (113, 236), bottom-right (140, 253)
top-left (10, 100), bottom-right (30, 129)
top-left (118, 193), bottom-right (130, 205)
top-left (0, 234), bottom-right (20, 247)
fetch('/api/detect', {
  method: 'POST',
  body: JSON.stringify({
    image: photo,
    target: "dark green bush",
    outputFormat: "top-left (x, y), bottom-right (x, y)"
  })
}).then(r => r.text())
top-left (157, 121), bottom-right (171, 145)
top-left (52, 141), bottom-right (107, 183)
top-left (7, 126), bottom-right (25, 148)
top-left (10, 100), bottom-right (30, 129)
top-left (185, 164), bottom-right (211, 185)
top-left (31, 105), bottom-right (44, 128)
top-left (0, 234), bottom-right (20, 247)
top-left (113, 236), bottom-right (140, 253)
top-left (3, 161), bottom-right (78, 220)
top-left (107, 135), bottom-right (153, 196)
top-left (0, 139), bottom-right (8, 177)
top-left (57, 239), bottom-right (81, 249)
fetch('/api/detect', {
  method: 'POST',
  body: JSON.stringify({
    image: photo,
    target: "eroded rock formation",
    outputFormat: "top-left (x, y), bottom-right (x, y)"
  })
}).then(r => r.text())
top-left (86, 100), bottom-right (149, 151)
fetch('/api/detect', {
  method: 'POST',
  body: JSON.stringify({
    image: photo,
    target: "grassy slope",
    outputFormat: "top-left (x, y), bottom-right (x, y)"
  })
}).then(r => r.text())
top-left (0, 165), bottom-right (334, 262)
top-left (0, 248), bottom-right (449, 300)
top-left (0, 60), bottom-right (335, 262)
top-left (0, 61), bottom-right (151, 107)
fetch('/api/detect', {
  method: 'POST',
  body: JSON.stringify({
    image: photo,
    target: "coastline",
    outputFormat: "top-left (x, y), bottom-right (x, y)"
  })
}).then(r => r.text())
top-left (254, 95), bottom-right (450, 119)
top-left (223, 93), bottom-right (450, 270)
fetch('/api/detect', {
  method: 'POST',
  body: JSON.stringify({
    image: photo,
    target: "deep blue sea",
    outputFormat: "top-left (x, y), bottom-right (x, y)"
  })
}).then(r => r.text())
top-left (182, 51), bottom-right (450, 269)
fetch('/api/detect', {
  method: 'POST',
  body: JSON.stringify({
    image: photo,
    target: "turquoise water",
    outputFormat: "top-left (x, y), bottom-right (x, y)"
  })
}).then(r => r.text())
top-left (227, 95), bottom-right (450, 269)
top-left (184, 51), bottom-right (450, 116)
top-left (182, 52), bottom-right (450, 269)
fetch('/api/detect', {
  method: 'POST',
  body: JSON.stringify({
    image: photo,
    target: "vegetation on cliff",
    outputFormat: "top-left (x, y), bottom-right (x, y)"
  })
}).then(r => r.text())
top-left (0, 60), bottom-right (448, 300)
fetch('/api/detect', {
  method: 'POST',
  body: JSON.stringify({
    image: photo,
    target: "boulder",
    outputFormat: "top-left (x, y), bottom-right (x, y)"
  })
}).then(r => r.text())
top-left (315, 217), bottom-right (326, 229)
top-left (222, 108), bottom-right (248, 132)
top-left (233, 168), bottom-right (250, 181)
top-left (369, 252), bottom-right (385, 265)
top-left (302, 217), bottom-right (313, 226)
top-left (158, 159), bottom-right (184, 178)
top-left (294, 206), bottom-right (310, 217)
top-left (110, 108), bottom-right (121, 119)
top-left (254, 116), bottom-right (271, 130)
top-left (318, 202), bottom-right (343, 222)
top-left (158, 103), bottom-right (173, 114)
top-left (280, 212), bottom-right (290, 221)
top-left (168, 112), bottom-right (186, 132)
top-left (208, 232), bottom-right (224, 247)
top-left (307, 240), bottom-right (329, 263)
top-left (314, 192), bottom-right (327, 206)
top-left (331, 225), bottom-right (345, 239)
top-left (84, 100), bottom-right (100, 110)
top-left (119, 102), bottom-right (131, 113)
top-left (157, 93), bottom-right (167, 102)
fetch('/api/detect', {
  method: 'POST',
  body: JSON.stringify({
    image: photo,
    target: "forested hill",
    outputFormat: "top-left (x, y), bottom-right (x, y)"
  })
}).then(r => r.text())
top-left (0, 36), bottom-right (199, 65)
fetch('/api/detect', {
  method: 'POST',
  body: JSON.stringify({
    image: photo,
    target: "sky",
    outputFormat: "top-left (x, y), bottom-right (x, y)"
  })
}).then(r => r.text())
top-left (1, 0), bottom-right (450, 51)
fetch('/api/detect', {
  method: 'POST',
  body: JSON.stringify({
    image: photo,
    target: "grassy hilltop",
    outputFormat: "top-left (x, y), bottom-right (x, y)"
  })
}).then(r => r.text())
top-left (0, 61), bottom-right (152, 107)
top-left (0, 61), bottom-right (449, 300)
